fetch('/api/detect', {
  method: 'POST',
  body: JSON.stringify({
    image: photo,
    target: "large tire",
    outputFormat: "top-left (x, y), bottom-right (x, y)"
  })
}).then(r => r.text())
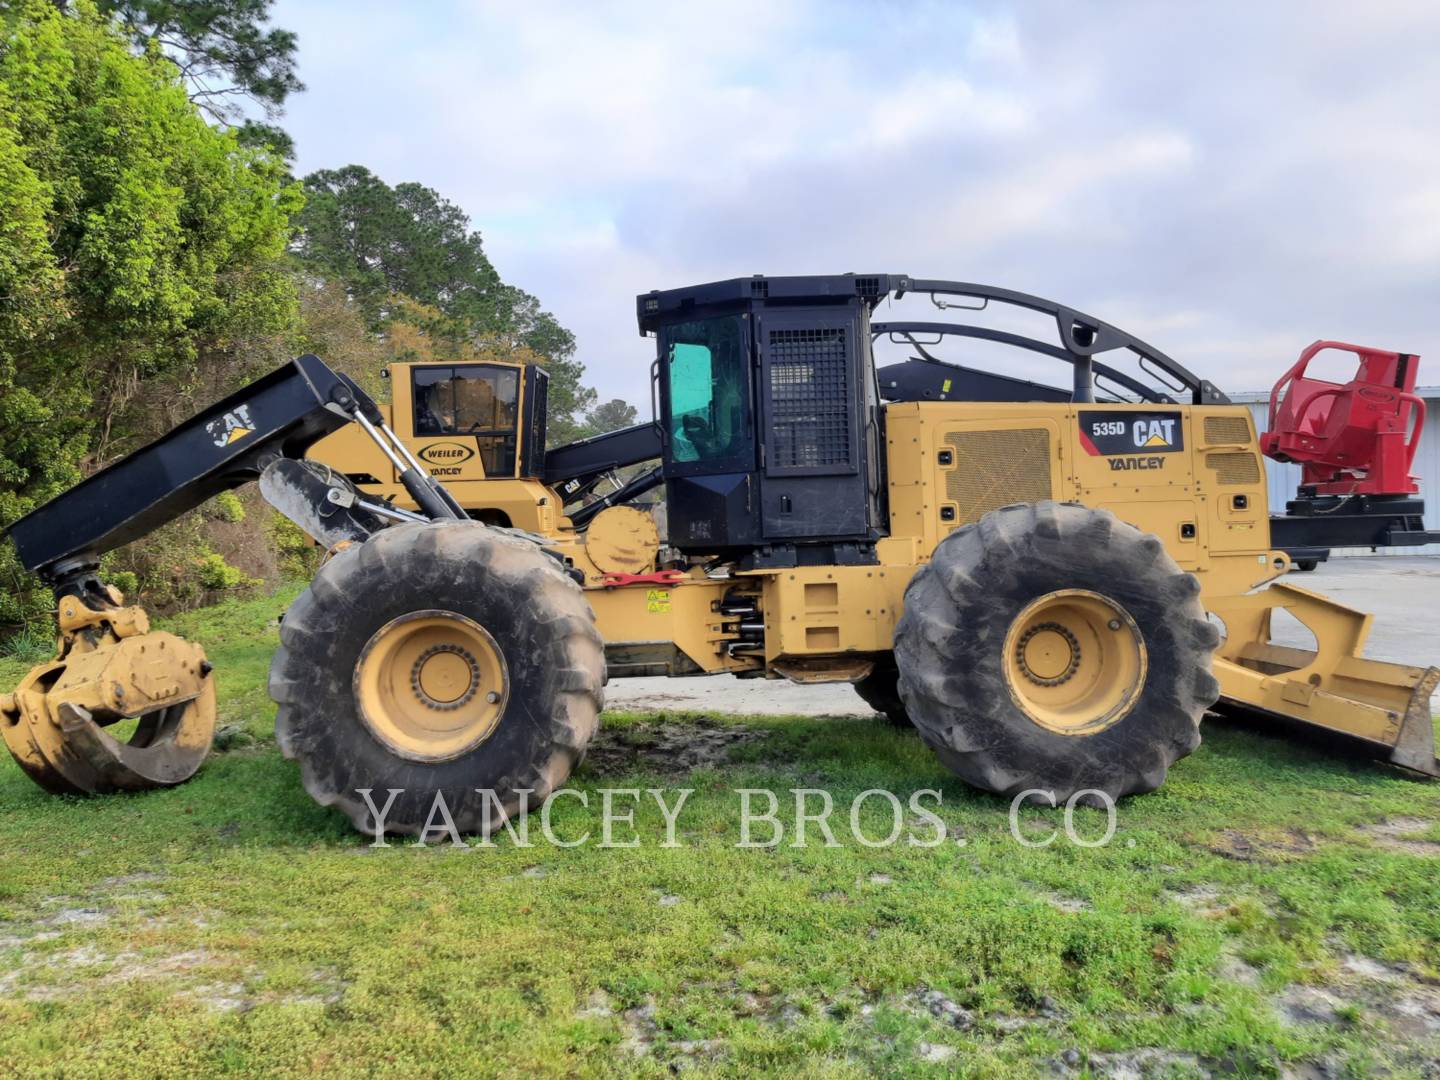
top-left (894, 502), bottom-right (1219, 802)
top-left (853, 664), bottom-right (913, 728)
top-left (270, 521), bottom-right (605, 836)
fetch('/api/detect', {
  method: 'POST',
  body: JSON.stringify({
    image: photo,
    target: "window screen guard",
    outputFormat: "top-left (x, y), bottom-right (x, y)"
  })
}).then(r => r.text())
top-left (760, 311), bottom-right (860, 477)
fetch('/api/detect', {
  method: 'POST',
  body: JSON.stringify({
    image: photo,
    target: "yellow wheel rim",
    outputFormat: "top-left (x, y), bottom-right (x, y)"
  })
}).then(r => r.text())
top-left (1001, 589), bottom-right (1146, 736)
top-left (354, 610), bottom-right (508, 762)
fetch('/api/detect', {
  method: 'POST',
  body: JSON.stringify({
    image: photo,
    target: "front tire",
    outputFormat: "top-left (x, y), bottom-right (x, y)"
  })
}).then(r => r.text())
top-left (270, 521), bottom-right (605, 836)
top-left (894, 502), bottom-right (1219, 802)
top-left (853, 664), bottom-right (913, 728)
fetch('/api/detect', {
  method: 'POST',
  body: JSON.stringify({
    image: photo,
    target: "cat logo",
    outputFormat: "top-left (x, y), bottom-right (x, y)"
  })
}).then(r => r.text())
top-left (1132, 417), bottom-right (1177, 449)
top-left (1079, 410), bottom-right (1185, 456)
top-left (206, 405), bottom-right (255, 448)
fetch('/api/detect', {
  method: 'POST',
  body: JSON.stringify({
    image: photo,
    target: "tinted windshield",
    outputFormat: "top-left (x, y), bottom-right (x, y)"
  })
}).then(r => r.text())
top-left (665, 317), bottom-right (748, 466)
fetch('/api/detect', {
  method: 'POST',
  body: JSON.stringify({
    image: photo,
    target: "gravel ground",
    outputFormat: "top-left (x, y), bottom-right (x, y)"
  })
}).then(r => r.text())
top-left (602, 556), bottom-right (1440, 717)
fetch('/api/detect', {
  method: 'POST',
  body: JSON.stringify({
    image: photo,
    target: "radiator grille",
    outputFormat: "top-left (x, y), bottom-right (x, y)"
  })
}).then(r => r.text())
top-left (1205, 451), bottom-right (1261, 485)
top-left (768, 327), bottom-right (851, 468)
top-left (1203, 415), bottom-right (1251, 445)
top-left (943, 429), bottom-right (1052, 523)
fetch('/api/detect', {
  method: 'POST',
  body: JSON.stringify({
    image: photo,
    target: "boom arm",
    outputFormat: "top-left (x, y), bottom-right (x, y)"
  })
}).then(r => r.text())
top-left (0, 353), bottom-right (465, 801)
top-left (543, 421), bottom-right (662, 506)
top-left (6, 354), bottom-right (460, 582)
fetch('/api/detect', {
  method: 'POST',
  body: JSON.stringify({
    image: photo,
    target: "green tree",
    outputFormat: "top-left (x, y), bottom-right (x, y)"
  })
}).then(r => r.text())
top-left (293, 164), bottom-right (596, 443)
top-left (294, 165), bottom-right (504, 328)
top-left (580, 398), bottom-right (639, 437)
top-left (54, 0), bottom-right (302, 122)
top-left (0, 0), bottom-right (301, 624)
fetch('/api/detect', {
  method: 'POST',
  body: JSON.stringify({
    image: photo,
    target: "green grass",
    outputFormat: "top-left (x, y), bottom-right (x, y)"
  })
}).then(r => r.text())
top-left (2, 588), bottom-right (1439, 1077)
top-left (0, 629), bottom-right (57, 665)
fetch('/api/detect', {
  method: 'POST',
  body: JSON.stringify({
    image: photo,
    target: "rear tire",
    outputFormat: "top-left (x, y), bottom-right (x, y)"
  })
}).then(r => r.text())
top-left (853, 664), bottom-right (913, 728)
top-left (270, 521), bottom-right (604, 836)
top-left (894, 502), bottom-right (1219, 802)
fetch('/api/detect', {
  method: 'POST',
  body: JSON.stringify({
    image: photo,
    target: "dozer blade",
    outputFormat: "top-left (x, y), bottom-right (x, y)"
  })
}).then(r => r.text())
top-left (1, 631), bottom-right (217, 795)
top-left (1209, 581), bottom-right (1440, 776)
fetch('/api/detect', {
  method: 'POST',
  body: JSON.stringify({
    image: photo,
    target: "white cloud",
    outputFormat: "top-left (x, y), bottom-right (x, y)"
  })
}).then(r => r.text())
top-left (275, 0), bottom-right (1440, 405)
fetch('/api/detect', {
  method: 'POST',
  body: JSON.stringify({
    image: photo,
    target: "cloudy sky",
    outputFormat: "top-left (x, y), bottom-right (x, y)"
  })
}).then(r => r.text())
top-left (273, 1), bottom-right (1440, 407)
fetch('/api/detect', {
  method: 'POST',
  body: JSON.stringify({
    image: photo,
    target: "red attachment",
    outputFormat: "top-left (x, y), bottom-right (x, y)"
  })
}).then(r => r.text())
top-left (1260, 341), bottom-right (1426, 496)
top-left (597, 569), bottom-right (689, 588)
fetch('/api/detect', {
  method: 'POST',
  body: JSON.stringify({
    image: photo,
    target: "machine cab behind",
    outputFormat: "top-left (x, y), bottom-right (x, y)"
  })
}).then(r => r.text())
top-left (396, 360), bottom-right (548, 482)
top-left (308, 358), bottom-right (554, 530)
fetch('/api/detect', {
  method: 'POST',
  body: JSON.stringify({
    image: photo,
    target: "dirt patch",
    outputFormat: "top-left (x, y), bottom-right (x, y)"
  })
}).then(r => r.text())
top-left (1218, 950), bottom-right (1262, 988)
top-left (575, 988), bottom-right (614, 1019)
top-left (1279, 986), bottom-right (1347, 1026)
top-left (1339, 953), bottom-right (1404, 982)
top-left (1358, 817), bottom-right (1440, 856)
top-left (902, 986), bottom-right (1065, 1036)
top-left (1053, 1047), bottom-right (1210, 1078)
top-left (41, 907), bottom-right (110, 928)
top-left (1166, 884), bottom-right (1227, 915)
top-left (0, 874), bottom-right (346, 1014)
top-left (613, 996), bottom-right (723, 1066)
top-left (1168, 882), bottom-right (1280, 924)
top-left (1208, 828), bottom-right (1314, 862)
top-left (2, 943), bottom-right (232, 1002)
top-left (269, 967), bottom-right (348, 1009)
top-left (917, 1041), bottom-right (956, 1062)
top-left (910, 987), bottom-right (975, 1030)
top-left (582, 718), bottom-right (766, 777)
top-left (1279, 952), bottom-right (1440, 1046)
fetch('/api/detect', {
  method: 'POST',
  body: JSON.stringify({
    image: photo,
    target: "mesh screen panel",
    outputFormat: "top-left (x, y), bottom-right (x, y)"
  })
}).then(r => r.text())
top-left (768, 327), bottom-right (851, 468)
top-left (943, 429), bottom-right (1052, 523)
top-left (1205, 451), bottom-right (1261, 485)
top-left (1203, 415), bottom-right (1251, 445)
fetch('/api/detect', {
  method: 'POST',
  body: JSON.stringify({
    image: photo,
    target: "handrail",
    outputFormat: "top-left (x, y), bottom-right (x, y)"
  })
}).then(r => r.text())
top-left (892, 278), bottom-right (1230, 405)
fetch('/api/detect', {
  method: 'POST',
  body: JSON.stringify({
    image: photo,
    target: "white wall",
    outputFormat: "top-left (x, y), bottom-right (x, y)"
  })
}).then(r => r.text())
top-left (1234, 388), bottom-right (1440, 556)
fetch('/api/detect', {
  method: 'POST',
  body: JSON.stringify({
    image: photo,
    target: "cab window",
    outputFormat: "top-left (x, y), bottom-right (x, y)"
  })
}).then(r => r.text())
top-left (665, 317), bottom-right (749, 468)
top-left (412, 364), bottom-right (519, 476)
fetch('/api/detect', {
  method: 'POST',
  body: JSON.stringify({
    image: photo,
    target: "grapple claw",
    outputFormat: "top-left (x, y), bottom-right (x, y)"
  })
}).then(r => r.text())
top-left (1, 603), bottom-right (216, 795)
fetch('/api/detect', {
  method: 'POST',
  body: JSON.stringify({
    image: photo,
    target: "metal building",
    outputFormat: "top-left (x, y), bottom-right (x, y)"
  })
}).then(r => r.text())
top-left (1228, 385), bottom-right (1440, 556)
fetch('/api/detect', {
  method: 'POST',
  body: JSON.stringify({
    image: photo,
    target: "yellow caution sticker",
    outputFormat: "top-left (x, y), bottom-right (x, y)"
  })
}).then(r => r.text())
top-left (646, 589), bottom-right (671, 613)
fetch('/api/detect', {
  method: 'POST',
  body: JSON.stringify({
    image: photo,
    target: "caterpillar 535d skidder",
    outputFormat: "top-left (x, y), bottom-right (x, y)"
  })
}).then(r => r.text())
top-left (3, 275), bottom-right (1436, 836)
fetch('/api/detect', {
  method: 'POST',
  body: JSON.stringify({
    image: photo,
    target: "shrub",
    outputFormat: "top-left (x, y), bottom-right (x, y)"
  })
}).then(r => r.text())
top-left (209, 491), bottom-right (247, 524)
top-left (2, 628), bottom-right (55, 663)
top-left (268, 512), bottom-right (321, 581)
